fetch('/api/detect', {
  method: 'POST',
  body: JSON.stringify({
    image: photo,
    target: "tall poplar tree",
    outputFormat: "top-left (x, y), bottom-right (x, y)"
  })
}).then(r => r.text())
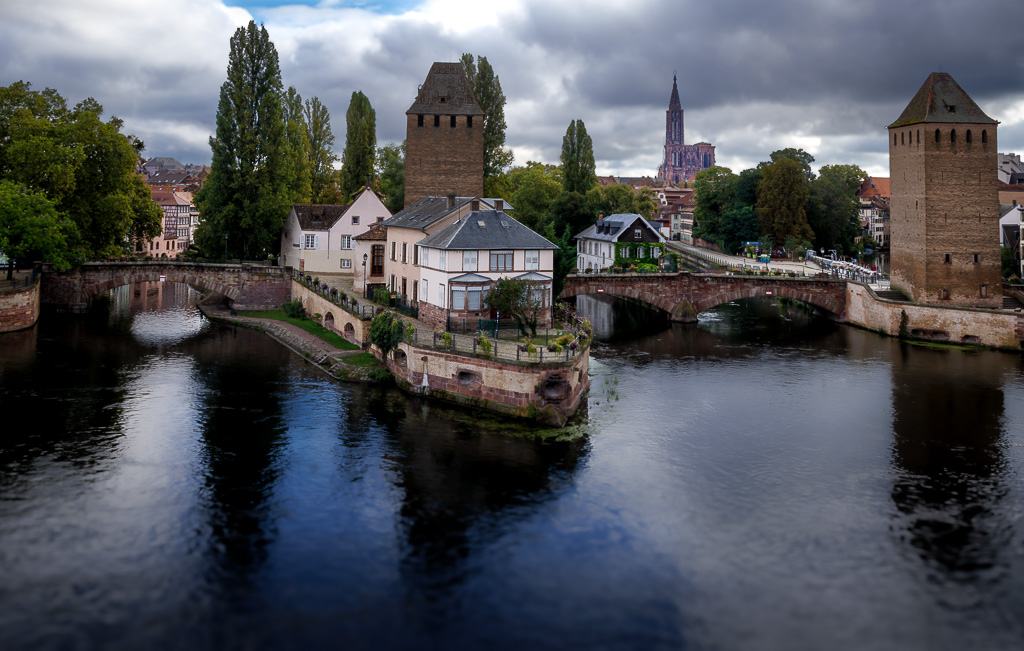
top-left (338, 91), bottom-right (376, 201)
top-left (195, 21), bottom-right (290, 260)
top-left (560, 119), bottom-right (597, 195)
top-left (305, 96), bottom-right (340, 204)
top-left (282, 86), bottom-right (312, 204)
top-left (461, 53), bottom-right (513, 191)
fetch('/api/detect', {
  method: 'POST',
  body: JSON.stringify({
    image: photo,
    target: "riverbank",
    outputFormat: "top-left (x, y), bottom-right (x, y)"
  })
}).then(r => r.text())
top-left (199, 304), bottom-right (386, 383)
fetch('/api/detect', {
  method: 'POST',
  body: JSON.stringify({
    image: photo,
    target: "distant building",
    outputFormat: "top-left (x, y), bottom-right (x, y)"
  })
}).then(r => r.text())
top-left (856, 177), bottom-right (890, 248)
top-left (144, 190), bottom-right (193, 257)
top-left (573, 213), bottom-right (665, 271)
top-left (998, 153), bottom-right (1024, 185)
top-left (888, 72), bottom-right (1001, 307)
top-left (656, 75), bottom-right (715, 185)
top-left (404, 62), bottom-right (484, 207)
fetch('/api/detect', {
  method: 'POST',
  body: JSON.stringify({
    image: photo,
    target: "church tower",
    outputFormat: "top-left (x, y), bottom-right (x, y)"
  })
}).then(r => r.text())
top-left (658, 75), bottom-right (685, 184)
top-left (404, 62), bottom-right (485, 207)
top-left (657, 74), bottom-right (714, 185)
top-left (888, 72), bottom-right (1001, 307)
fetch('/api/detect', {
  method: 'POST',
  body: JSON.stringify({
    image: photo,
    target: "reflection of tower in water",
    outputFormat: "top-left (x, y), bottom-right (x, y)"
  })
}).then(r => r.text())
top-left (888, 347), bottom-right (1013, 582)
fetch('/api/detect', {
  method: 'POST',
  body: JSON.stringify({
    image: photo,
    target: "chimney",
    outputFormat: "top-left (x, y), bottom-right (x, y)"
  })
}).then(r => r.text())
top-left (598, 213), bottom-right (604, 221)
top-left (471, 199), bottom-right (480, 211)
top-left (447, 193), bottom-right (456, 209)
top-left (495, 199), bottom-right (503, 211)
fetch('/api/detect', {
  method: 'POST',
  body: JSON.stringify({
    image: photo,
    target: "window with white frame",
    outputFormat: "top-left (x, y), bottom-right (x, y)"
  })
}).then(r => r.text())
top-left (341, 235), bottom-right (352, 250)
top-left (352, 216), bottom-right (359, 225)
top-left (304, 234), bottom-right (318, 249)
top-left (452, 288), bottom-right (465, 310)
top-left (463, 250), bottom-right (477, 271)
top-left (340, 259), bottom-right (352, 269)
top-left (422, 247), bottom-right (429, 267)
top-left (391, 242), bottom-right (396, 260)
top-left (438, 283), bottom-right (446, 308)
top-left (525, 250), bottom-right (539, 270)
top-left (439, 250), bottom-right (446, 271)
top-left (468, 287), bottom-right (484, 310)
top-left (402, 242), bottom-right (407, 263)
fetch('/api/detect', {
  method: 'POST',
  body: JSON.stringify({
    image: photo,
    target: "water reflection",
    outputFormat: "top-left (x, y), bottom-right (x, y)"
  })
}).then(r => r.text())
top-left (889, 346), bottom-right (1014, 595)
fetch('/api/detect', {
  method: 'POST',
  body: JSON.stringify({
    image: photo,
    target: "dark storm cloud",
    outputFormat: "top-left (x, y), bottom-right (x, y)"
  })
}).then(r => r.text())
top-left (1, 0), bottom-right (1021, 176)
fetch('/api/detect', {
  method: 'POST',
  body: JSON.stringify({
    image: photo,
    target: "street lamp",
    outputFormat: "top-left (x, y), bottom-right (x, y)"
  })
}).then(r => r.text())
top-left (362, 252), bottom-right (368, 298)
top-left (223, 233), bottom-right (228, 263)
top-left (1018, 205), bottom-right (1024, 279)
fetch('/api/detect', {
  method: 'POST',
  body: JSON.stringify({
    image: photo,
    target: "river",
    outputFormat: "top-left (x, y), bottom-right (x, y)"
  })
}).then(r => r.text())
top-left (1, 283), bottom-right (1022, 650)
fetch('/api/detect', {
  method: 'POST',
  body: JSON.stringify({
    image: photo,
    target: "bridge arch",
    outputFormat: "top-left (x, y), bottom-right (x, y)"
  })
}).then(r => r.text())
top-left (81, 270), bottom-right (240, 302)
top-left (559, 273), bottom-right (846, 323)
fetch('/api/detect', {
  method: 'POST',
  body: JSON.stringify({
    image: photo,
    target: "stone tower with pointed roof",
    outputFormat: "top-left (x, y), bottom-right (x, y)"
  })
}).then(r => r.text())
top-left (657, 74), bottom-right (715, 185)
top-left (404, 62), bottom-right (485, 208)
top-left (888, 72), bottom-right (1000, 307)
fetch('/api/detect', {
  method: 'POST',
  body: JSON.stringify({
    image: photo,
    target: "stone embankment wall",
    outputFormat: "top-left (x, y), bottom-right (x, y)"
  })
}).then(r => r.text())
top-left (292, 282), bottom-right (370, 346)
top-left (383, 341), bottom-right (590, 426)
top-left (0, 279), bottom-right (40, 333)
top-left (846, 283), bottom-right (1024, 349)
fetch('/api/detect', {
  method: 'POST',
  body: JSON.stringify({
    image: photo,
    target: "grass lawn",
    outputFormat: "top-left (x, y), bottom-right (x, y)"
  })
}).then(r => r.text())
top-left (341, 353), bottom-right (382, 367)
top-left (237, 309), bottom-right (359, 350)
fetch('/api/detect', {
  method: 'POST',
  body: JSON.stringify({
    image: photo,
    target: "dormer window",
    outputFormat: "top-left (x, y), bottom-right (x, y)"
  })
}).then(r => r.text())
top-left (634, 229), bottom-right (642, 239)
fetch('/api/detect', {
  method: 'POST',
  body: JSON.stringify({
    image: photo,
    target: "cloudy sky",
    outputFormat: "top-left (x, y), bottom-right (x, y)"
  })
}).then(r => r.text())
top-left (3, 0), bottom-right (1022, 180)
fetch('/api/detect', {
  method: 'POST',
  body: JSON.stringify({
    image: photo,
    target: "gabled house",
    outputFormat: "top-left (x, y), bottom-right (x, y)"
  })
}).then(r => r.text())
top-left (415, 209), bottom-right (559, 330)
top-left (279, 187), bottom-right (391, 274)
top-left (353, 222), bottom-right (388, 296)
top-left (382, 194), bottom-right (506, 304)
top-left (574, 213), bottom-right (666, 271)
top-left (144, 190), bottom-right (193, 258)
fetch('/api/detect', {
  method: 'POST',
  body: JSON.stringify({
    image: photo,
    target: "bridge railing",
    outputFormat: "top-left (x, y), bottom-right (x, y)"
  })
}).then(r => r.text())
top-left (399, 325), bottom-right (586, 364)
top-left (294, 271), bottom-right (376, 320)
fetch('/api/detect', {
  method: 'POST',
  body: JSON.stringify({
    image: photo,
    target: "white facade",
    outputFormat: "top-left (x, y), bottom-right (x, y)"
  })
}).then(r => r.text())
top-left (279, 188), bottom-right (390, 273)
top-left (418, 247), bottom-right (555, 311)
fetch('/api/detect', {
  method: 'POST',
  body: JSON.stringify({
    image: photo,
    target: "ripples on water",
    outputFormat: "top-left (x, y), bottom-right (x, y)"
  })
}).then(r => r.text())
top-left (0, 286), bottom-right (1022, 650)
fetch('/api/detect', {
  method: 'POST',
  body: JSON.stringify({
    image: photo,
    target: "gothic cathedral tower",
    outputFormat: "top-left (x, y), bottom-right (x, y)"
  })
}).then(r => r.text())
top-left (657, 75), bottom-right (714, 185)
top-left (888, 72), bottom-right (1001, 307)
top-left (404, 62), bottom-right (485, 207)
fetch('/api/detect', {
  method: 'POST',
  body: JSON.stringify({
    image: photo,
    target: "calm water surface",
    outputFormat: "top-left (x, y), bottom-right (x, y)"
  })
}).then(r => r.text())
top-left (1, 284), bottom-right (1023, 650)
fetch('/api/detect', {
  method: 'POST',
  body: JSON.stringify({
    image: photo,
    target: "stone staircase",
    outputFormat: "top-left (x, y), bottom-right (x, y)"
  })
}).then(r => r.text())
top-left (874, 289), bottom-right (908, 302)
top-left (1002, 294), bottom-right (1024, 310)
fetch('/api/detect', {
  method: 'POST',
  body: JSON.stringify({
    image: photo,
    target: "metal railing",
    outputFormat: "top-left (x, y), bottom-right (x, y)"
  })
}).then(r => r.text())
top-left (403, 324), bottom-right (586, 364)
top-left (293, 270), bottom-right (376, 320)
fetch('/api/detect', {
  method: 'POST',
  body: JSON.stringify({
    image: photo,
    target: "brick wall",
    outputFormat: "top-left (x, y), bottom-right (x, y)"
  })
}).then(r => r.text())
top-left (0, 280), bottom-right (40, 333)
top-left (889, 123), bottom-right (1001, 307)
top-left (404, 112), bottom-right (483, 207)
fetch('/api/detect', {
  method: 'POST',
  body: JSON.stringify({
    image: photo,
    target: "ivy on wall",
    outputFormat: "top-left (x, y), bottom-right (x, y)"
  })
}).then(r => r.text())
top-left (613, 241), bottom-right (665, 266)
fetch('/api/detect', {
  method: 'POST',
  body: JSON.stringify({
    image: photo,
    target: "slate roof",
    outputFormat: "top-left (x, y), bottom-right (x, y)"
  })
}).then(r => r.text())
top-left (417, 210), bottom-right (558, 251)
top-left (573, 213), bottom-right (665, 243)
top-left (889, 73), bottom-right (997, 128)
top-left (514, 272), bottom-right (552, 282)
top-left (292, 203), bottom-right (350, 231)
top-left (354, 222), bottom-right (387, 241)
top-left (385, 196), bottom-right (471, 231)
top-left (407, 62), bottom-right (484, 117)
top-left (147, 169), bottom-right (188, 186)
top-left (449, 272), bottom-right (492, 283)
top-left (144, 157), bottom-right (185, 170)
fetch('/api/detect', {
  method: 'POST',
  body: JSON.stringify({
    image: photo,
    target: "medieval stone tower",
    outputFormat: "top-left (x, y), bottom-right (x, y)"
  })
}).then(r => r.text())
top-left (657, 74), bottom-right (715, 185)
top-left (888, 72), bottom-right (1000, 307)
top-left (403, 62), bottom-right (485, 207)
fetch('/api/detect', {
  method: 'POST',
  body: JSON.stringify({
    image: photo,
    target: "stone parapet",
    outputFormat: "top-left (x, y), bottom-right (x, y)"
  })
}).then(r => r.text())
top-left (0, 278), bottom-right (40, 333)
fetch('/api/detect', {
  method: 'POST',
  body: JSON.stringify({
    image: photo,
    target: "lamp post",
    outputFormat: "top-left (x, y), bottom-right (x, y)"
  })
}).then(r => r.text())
top-left (362, 252), bottom-right (368, 298)
top-left (223, 234), bottom-right (228, 263)
top-left (1018, 205), bottom-right (1024, 279)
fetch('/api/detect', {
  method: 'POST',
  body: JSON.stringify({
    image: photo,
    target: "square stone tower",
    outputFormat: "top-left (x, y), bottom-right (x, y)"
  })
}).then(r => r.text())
top-left (888, 72), bottom-right (1001, 307)
top-left (404, 62), bottom-right (484, 207)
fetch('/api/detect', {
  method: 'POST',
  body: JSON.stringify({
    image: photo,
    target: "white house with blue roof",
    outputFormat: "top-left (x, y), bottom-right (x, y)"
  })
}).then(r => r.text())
top-left (415, 209), bottom-right (559, 329)
top-left (574, 213), bottom-right (665, 271)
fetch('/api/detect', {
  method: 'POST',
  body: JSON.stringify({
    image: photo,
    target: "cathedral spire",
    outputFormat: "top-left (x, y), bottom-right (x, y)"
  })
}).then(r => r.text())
top-left (669, 73), bottom-right (681, 109)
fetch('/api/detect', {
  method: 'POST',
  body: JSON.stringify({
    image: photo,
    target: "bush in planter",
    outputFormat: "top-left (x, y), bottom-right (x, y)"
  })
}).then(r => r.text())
top-left (787, 271), bottom-right (797, 277)
top-left (373, 287), bottom-right (391, 305)
top-left (1009, 275), bottom-right (1021, 284)
top-left (477, 336), bottom-right (493, 357)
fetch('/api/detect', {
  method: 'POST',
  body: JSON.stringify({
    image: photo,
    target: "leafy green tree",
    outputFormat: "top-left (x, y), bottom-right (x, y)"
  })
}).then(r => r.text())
top-left (375, 141), bottom-right (404, 214)
top-left (0, 180), bottom-right (79, 275)
top-left (544, 222), bottom-right (576, 298)
top-left (461, 53), bottom-right (514, 186)
top-left (807, 164), bottom-right (866, 254)
top-left (369, 309), bottom-right (406, 358)
top-left (339, 91), bottom-right (376, 200)
top-left (305, 96), bottom-right (341, 204)
top-left (766, 147), bottom-right (815, 182)
top-left (546, 191), bottom-right (595, 239)
top-left (692, 165), bottom-right (736, 246)
top-left (756, 158), bottom-right (812, 246)
top-left (560, 119), bottom-right (596, 195)
top-left (282, 86), bottom-right (312, 204)
top-left (634, 187), bottom-right (658, 219)
top-left (733, 167), bottom-right (763, 208)
top-left (486, 277), bottom-right (544, 338)
top-left (720, 205), bottom-right (760, 255)
top-left (586, 183), bottom-right (636, 218)
top-left (0, 82), bottom-right (161, 259)
top-left (195, 21), bottom-right (291, 260)
top-left (505, 163), bottom-right (562, 231)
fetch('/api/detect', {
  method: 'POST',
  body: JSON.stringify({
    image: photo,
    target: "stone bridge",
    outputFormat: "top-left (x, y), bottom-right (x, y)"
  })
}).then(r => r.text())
top-left (560, 272), bottom-right (848, 322)
top-left (41, 261), bottom-right (293, 311)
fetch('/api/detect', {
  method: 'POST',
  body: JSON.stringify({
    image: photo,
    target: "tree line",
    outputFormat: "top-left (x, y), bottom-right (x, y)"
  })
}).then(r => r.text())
top-left (0, 82), bottom-right (163, 275)
top-left (692, 148), bottom-right (868, 258)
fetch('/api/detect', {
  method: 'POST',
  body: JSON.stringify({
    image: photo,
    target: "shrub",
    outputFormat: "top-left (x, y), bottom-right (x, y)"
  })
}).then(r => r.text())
top-left (373, 287), bottom-right (391, 305)
top-left (369, 310), bottom-right (405, 357)
top-left (547, 343), bottom-right (564, 353)
top-left (477, 336), bottom-right (493, 357)
top-left (282, 299), bottom-right (306, 319)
